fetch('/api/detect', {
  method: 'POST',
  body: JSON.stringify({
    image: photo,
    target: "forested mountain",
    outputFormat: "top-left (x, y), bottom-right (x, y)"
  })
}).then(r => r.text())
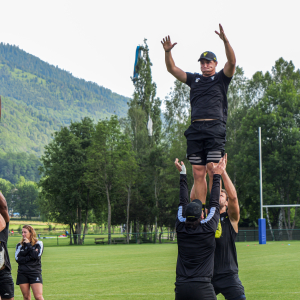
top-left (0, 43), bottom-right (129, 156)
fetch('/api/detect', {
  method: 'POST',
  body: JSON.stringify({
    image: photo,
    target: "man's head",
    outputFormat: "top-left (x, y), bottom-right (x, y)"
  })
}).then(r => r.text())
top-left (198, 51), bottom-right (218, 77)
top-left (220, 189), bottom-right (228, 210)
top-left (185, 199), bottom-right (204, 229)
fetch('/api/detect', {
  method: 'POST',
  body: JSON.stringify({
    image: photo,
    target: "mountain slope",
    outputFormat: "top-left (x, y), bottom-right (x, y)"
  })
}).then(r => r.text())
top-left (0, 43), bottom-right (130, 155)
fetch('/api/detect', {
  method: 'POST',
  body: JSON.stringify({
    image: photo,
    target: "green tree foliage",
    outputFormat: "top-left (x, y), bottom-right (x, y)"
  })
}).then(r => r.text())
top-left (85, 115), bottom-right (137, 243)
top-left (127, 39), bottom-right (163, 239)
top-left (39, 117), bottom-right (94, 244)
top-left (0, 152), bottom-right (42, 183)
top-left (0, 177), bottom-right (14, 211)
top-left (14, 177), bottom-right (39, 219)
top-left (233, 59), bottom-right (300, 237)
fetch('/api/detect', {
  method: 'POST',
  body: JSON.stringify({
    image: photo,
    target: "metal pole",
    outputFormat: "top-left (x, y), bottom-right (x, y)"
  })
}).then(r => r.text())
top-left (259, 127), bottom-right (263, 219)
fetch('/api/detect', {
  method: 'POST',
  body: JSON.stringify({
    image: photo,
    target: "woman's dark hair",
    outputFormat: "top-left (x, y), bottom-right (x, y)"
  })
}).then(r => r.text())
top-left (185, 218), bottom-right (200, 229)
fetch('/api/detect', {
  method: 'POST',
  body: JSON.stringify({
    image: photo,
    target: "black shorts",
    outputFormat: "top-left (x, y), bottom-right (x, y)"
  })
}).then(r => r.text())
top-left (0, 267), bottom-right (14, 299)
top-left (212, 273), bottom-right (245, 300)
top-left (175, 281), bottom-right (217, 300)
top-left (17, 272), bottom-right (43, 285)
top-left (184, 120), bottom-right (226, 165)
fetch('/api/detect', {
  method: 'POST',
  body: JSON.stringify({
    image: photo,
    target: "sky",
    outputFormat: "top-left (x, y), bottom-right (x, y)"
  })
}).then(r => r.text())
top-left (1, 0), bottom-right (300, 103)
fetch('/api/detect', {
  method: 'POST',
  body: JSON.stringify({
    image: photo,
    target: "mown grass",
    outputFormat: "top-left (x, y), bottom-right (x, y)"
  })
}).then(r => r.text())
top-left (7, 241), bottom-right (300, 299)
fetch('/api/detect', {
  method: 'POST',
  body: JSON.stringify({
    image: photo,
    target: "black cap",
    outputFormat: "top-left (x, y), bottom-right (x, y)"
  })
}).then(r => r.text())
top-left (198, 51), bottom-right (217, 62)
top-left (185, 199), bottom-right (202, 221)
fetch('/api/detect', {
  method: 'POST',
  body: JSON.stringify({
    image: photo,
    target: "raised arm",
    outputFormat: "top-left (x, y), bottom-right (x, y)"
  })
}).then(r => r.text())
top-left (174, 158), bottom-right (189, 222)
top-left (0, 213), bottom-right (5, 232)
top-left (215, 24), bottom-right (236, 78)
top-left (0, 192), bottom-right (10, 223)
top-left (222, 169), bottom-right (240, 229)
top-left (161, 36), bottom-right (187, 83)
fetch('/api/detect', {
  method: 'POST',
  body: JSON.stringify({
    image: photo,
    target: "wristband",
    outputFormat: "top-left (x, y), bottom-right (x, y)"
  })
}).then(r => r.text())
top-left (180, 165), bottom-right (186, 175)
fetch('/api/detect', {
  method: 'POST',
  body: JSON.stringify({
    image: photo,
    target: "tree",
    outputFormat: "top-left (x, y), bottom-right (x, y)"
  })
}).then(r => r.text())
top-left (234, 59), bottom-right (300, 238)
top-left (127, 39), bottom-right (162, 240)
top-left (39, 117), bottom-right (94, 245)
top-left (85, 115), bottom-right (126, 244)
top-left (14, 177), bottom-right (39, 219)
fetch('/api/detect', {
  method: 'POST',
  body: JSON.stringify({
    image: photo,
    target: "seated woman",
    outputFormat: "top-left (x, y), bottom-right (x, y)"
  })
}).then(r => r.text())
top-left (15, 225), bottom-right (44, 300)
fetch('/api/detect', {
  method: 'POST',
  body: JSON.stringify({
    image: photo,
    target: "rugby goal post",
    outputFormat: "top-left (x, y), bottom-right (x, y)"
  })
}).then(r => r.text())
top-left (258, 127), bottom-right (300, 244)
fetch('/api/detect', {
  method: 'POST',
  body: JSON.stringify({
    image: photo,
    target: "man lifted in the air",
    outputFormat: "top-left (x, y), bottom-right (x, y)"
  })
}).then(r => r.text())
top-left (161, 24), bottom-right (236, 206)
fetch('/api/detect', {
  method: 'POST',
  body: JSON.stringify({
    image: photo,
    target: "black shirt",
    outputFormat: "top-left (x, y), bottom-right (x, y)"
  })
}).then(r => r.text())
top-left (213, 212), bottom-right (239, 276)
top-left (15, 241), bottom-right (44, 274)
top-left (0, 222), bottom-right (11, 270)
top-left (185, 69), bottom-right (232, 123)
top-left (175, 174), bottom-right (221, 283)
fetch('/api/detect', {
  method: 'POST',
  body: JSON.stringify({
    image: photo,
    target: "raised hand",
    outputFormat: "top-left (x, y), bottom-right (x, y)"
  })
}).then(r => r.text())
top-left (161, 35), bottom-right (177, 52)
top-left (211, 155), bottom-right (227, 175)
top-left (215, 24), bottom-right (228, 43)
top-left (174, 158), bottom-right (186, 174)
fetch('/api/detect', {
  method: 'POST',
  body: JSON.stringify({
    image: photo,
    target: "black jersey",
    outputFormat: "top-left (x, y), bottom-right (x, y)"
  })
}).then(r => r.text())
top-left (0, 222), bottom-right (11, 270)
top-left (213, 212), bottom-right (238, 276)
top-left (175, 174), bottom-right (221, 283)
top-left (185, 69), bottom-right (232, 123)
top-left (15, 241), bottom-right (44, 274)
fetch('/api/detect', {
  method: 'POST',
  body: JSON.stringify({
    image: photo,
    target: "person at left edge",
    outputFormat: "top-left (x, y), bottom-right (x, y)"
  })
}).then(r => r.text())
top-left (0, 191), bottom-right (14, 300)
top-left (174, 155), bottom-right (226, 300)
top-left (15, 225), bottom-right (44, 300)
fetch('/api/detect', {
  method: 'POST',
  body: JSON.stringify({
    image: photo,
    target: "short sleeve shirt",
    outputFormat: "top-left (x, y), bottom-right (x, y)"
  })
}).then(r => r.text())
top-left (185, 69), bottom-right (232, 123)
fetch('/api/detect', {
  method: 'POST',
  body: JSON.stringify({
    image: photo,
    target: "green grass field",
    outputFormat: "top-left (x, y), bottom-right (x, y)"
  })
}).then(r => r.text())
top-left (7, 241), bottom-right (300, 299)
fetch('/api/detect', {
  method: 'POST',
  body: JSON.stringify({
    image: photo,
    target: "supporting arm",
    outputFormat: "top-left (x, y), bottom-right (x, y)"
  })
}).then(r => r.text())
top-left (222, 169), bottom-right (240, 224)
top-left (0, 192), bottom-right (9, 223)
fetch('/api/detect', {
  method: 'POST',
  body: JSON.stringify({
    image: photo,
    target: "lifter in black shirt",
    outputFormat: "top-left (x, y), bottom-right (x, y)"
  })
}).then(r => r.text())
top-left (174, 156), bottom-right (225, 300)
top-left (161, 24), bottom-right (236, 207)
top-left (212, 155), bottom-right (246, 300)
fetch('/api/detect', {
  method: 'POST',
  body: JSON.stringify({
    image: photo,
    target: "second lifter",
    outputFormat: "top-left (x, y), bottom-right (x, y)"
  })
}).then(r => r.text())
top-left (212, 155), bottom-right (246, 300)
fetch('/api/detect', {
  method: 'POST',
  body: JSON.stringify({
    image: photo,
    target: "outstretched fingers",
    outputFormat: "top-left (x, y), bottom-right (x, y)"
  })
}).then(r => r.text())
top-left (174, 158), bottom-right (184, 172)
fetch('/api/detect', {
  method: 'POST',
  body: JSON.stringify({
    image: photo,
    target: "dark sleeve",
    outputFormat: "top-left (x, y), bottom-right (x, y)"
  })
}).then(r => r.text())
top-left (15, 244), bottom-right (32, 265)
top-left (200, 174), bottom-right (221, 231)
top-left (176, 174), bottom-right (189, 225)
top-left (27, 242), bottom-right (43, 260)
top-left (185, 72), bottom-right (194, 87)
top-left (220, 69), bottom-right (232, 86)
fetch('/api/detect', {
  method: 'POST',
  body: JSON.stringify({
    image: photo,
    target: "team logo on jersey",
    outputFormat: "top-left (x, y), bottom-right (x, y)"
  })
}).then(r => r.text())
top-left (195, 78), bottom-right (201, 82)
top-left (211, 76), bottom-right (215, 80)
top-left (36, 277), bottom-right (40, 281)
top-left (221, 217), bottom-right (224, 221)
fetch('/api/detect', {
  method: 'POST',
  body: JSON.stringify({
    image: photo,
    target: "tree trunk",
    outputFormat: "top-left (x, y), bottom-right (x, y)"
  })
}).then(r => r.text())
top-left (69, 223), bottom-right (73, 245)
top-left (154, 182), bottom-right (158, 243)
top-left (71, 225), bottom-right (77, 245)
top-left (278, 208), bottom-right (283, 241)
top-left (266, 207), bottom-right (275, 241)
top-left (159, 226), bottom-right (163, 244)
top-left (126, 186), bottom-right (131, 244)
top-left (82, 189), bottom-right (90, 244)
top-left (106, 185), bottom-right (112, 244)
top-left (77, 207), bottom-right (83, 245)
